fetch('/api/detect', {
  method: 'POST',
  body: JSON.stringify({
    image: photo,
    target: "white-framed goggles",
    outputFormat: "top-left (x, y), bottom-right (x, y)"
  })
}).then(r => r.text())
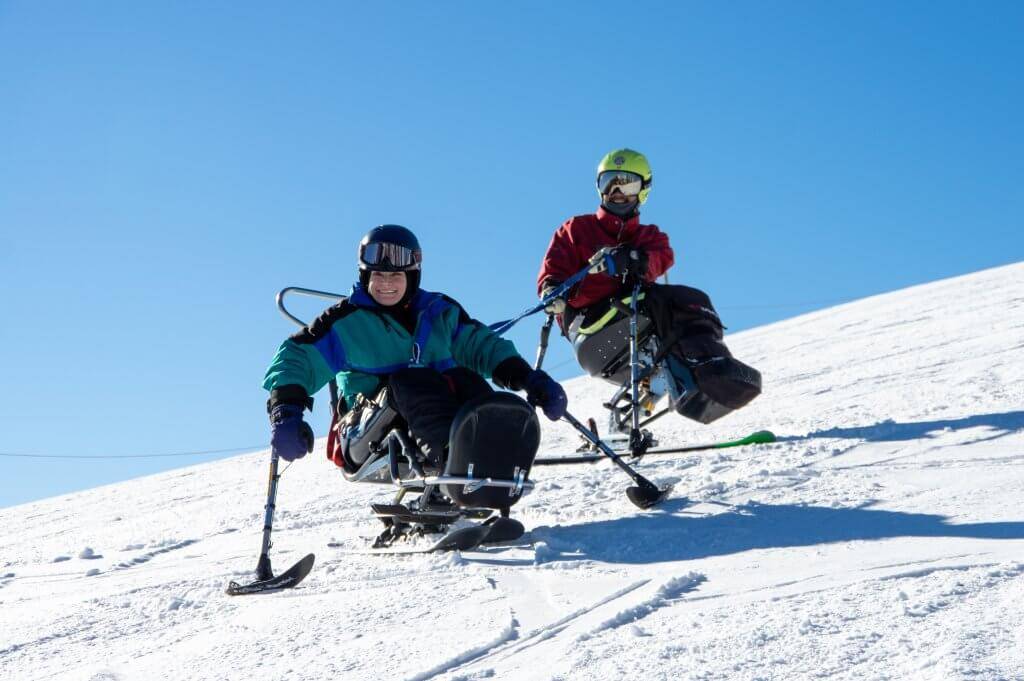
top-left (597, 170), bottom-right (645, 197)
top-left (360, 241), bottom-right (422, 270)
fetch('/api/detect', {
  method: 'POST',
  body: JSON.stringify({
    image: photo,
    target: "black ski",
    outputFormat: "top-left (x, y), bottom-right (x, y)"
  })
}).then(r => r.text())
top-left (334, 517), bottom-right (527, 556)
top-left (481, 516), bottom-right (526, 544)
top-left (371, 502), bottom-right (492, 525)
top-left (335, 526), bottom-right (488, 555)
top-left (226, 553), bottom-right (316, 596)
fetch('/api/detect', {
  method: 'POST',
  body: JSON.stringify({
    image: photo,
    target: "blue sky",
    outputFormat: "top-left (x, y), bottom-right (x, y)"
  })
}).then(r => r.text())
top-left (2, 1), bottom-right (1021, 508)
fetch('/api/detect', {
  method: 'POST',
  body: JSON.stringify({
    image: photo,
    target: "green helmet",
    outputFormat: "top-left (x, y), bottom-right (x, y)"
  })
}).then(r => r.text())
top-left (596, 148), bottom-right (653, 205)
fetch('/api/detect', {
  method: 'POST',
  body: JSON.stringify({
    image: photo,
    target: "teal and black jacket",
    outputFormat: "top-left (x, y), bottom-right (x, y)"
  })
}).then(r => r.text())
top-left (263, 284), bottom-right (529, 412)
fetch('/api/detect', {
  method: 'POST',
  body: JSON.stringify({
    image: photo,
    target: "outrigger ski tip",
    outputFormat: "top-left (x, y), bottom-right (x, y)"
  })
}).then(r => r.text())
top-left (226, 553), bottom-right (316, 596)
top-left (627, 481), bottom-right (675, 509)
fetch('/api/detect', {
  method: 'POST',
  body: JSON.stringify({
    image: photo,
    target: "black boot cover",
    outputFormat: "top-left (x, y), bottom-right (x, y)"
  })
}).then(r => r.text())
top-left (666, 354), bottom-right (762, 424)
top-left (443, 393), bottom-right (540, 509)
top-left (642, 283), bottom-right (761, 423)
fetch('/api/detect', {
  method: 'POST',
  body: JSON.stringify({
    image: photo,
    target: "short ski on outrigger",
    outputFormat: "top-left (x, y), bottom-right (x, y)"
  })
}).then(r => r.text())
top-left (226, 553), bottom-right (315, 595)
top-left (226, 452), bottom-right (316, 596)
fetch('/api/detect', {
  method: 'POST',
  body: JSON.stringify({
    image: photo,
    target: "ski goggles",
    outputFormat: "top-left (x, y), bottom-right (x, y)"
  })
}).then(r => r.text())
top-left (597, 170), bottom-right (645, 197)
top-left (359, 241), bottom-right (422, 270)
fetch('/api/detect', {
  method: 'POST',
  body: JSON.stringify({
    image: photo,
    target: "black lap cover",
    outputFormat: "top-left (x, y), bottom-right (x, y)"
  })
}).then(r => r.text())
top-left (443, 393), bottom-right (540, 509)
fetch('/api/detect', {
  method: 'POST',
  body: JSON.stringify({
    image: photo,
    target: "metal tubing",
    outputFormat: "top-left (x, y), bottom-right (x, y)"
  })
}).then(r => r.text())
top-left (535, 314), bottom-right (555, 370)
top-left (628, 282), bottom-right (642, 453)
top-left (418, 475), bottom-right (534, 495)
top-left (275, 286), bottom-right (347, 415)
top-left (561, 410), bottom-right (655, 488)
top-left (275, 286), bottom-right (345, 327)
top-left (255, 453), bottom-right (281, 580)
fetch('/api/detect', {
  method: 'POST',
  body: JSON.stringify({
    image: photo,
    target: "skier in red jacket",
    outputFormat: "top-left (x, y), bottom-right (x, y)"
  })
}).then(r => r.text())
top-left (536, 148), bottom-right (761, 423)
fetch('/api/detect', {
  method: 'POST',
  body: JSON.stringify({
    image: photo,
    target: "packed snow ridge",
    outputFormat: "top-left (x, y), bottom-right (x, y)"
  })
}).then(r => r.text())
top-left (2, 262), bottom-right (1023, 681)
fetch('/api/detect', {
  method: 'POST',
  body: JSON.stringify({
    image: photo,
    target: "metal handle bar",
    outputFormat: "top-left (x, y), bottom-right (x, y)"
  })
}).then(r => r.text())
top-left (275, 286), bottom-right (347, 414)
top-left (276, 286), bottom-right (347, 328)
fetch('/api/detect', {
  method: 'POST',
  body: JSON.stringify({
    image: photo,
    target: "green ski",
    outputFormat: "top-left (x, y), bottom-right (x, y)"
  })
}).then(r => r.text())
top-left (533, 430), bottom-right (776, 466)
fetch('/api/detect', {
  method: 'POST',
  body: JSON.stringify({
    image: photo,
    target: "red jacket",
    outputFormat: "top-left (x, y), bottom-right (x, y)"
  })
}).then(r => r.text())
top-left (537, 207), bottom-right (675, 309)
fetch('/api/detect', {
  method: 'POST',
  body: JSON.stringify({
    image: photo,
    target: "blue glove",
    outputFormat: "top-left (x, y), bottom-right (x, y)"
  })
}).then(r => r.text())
top-left (525, 370), bottom-right (568, 421)
top-left (269, 404), bottom-right (315, 461)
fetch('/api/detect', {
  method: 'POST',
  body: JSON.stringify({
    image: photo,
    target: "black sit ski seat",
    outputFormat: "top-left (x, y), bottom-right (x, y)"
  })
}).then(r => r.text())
top-left (569, 296), bottom-right (762, 425)
top-left (570, 305), bottom-right (655, 386)
top-left (334, 388), bottom-right (409, 480)
top-left (335, 388), bottom-right (541, 509)
top-left (442, 392), bottom-right (540, 509)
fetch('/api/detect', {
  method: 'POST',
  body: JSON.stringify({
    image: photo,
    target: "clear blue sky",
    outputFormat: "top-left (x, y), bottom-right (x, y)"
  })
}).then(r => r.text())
top-left (2, 1), bottom-right (1021, 508)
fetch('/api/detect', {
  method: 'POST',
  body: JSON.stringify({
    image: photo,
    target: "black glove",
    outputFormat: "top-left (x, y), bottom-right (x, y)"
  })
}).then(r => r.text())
top-left (525, 370), bottom-right (568, 421)
top-left (603, 246), bottom-right (648, 280)
top-left (269, 404), bottom-right (315, 461)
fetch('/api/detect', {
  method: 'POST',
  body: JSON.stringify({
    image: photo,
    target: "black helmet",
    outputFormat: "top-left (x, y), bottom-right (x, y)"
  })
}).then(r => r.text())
top-left (357, 224), bottom-right (422, 304)
top-left (358, 225), bottom-right (422, 272)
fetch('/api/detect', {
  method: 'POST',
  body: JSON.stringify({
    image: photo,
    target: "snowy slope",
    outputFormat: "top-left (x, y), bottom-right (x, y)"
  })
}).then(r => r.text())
top-left (3, 262), bottom-right (1023, 681)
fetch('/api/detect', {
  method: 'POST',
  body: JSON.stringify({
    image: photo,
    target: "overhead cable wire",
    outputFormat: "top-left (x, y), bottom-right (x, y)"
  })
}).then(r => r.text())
top-left (0, 445), bottom-right (266, 460)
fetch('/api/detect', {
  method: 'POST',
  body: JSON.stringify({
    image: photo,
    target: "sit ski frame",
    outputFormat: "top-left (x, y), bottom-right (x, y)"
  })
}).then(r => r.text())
top-left (344, 426), bottom-right (534, 499)
top-left (279, 287), bottom-right (534, 550)
top-left (227, 275), bottom-right (770, 591)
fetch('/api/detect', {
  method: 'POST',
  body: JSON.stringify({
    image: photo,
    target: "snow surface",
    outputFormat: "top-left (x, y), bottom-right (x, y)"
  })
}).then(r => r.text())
top-left (3, 262), bottom-right (1024, 681)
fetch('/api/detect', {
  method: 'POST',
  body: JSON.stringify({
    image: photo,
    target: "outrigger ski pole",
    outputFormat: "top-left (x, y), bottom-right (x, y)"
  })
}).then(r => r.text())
top-left (561, 411), bottom-right (673, 509)
top-left (226, 452), bottom-right (316, 596)
top-left (535, 313), bottom-right (672, 509)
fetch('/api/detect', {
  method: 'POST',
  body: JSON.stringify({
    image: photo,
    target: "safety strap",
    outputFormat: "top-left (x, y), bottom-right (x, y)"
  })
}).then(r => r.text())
top-left (576, 292), bottom-right (647, 336)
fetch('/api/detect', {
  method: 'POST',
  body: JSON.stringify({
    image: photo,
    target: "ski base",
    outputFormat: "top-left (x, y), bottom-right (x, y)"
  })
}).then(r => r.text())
top-left (334, 517), bottom-right (527, 556)
top-left (225, 553), bottom-right (316, 596)
top-left (371, 502), bottom-right (493, 525)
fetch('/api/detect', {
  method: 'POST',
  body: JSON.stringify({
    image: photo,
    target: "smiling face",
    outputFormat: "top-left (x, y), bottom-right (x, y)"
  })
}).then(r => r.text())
top-left (367, 270), bottom-right (408, 307)
top-left (603, 187), bottom-right (639, 206)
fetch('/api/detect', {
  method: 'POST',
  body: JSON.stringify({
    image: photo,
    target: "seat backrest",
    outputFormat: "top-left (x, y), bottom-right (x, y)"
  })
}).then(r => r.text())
top-left (572, 311), bottom-right (653, 384)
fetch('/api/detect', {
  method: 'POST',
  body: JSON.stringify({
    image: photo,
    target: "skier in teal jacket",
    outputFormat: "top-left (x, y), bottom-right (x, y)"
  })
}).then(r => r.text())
top-left (263, 225), bottom-right (568, 467)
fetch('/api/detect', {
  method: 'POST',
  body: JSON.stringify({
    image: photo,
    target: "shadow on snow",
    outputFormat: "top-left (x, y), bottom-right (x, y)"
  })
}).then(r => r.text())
top-left (523, 499), bottom-right (1024, 565)
top-left (779, 410), bottom-right (1024, 445)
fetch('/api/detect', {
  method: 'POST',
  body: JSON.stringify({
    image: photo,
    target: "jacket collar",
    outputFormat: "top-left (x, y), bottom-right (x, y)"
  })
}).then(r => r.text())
top-left (595, 206), bottom-right (641, 239)
top-left (349, 283), bottom-right (430, 312)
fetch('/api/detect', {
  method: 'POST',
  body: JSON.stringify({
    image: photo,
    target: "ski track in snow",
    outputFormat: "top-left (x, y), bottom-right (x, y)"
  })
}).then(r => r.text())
top-left (2, 262), bottom-right (1024, 680)
top-left (110, 539), bottom-right (201, 572)
top-left (419, 578), bottom-right (654, 680)
top-left (575, 572), bottom-right (706, 641)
